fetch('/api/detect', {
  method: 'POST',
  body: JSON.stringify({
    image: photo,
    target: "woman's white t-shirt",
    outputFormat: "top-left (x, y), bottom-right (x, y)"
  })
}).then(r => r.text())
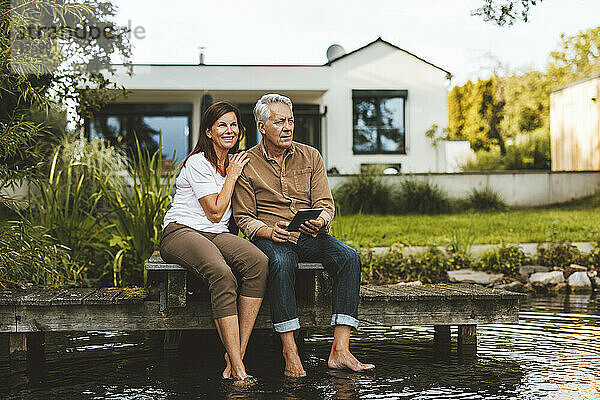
top-left (163, 152), bottom-right (231, 233)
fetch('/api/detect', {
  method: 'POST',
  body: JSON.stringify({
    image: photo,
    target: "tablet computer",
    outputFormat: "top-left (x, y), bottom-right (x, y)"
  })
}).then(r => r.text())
top-left (286, 208), bottom-right (324, 232)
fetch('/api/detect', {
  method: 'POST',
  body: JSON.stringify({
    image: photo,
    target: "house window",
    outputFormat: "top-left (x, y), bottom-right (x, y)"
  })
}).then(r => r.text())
top-left (85, 103), bottom-right (193, 163)
top-left (352, 90), bottom-right (407, 154)
top-left (235, 103), bottom-right (321, 152)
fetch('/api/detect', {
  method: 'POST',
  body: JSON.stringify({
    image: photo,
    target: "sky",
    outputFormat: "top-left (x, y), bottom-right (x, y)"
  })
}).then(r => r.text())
top-left (112, 0), bottom-right (600, 86)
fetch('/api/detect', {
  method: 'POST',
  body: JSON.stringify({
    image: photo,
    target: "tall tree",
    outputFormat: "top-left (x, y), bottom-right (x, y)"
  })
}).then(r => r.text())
top-left (547, 26), bottom-right (600, 89)
top-left (472, 0), bottom-right (543, 26)
top-left (0, 0), bottom-right (131, 190)
top-left (448, 75), bottom-right (506, 153)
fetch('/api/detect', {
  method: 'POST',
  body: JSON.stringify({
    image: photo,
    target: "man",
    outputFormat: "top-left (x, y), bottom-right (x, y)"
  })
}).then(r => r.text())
top-left (232, 93), bottom-right (375, 377)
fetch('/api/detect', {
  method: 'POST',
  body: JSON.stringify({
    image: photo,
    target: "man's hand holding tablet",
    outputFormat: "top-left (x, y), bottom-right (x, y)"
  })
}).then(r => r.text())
top-left (285, 208), bottom-right (324, 237)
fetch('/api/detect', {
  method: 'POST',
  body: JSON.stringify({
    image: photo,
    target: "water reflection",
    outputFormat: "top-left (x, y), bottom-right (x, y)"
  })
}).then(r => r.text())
top-left (0, 293), bottom-right (599, 399)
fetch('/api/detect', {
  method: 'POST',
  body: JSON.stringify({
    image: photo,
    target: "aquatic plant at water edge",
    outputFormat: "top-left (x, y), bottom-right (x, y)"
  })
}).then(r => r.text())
top-left (477, 244), bottom-right (531, 276)
top-left (0, 221), bottom-right (77, 287)
top-left (24, 135), bottom-right (128, 284)
top-left (97, 137), bottom-right (177, 286)
top-left (361, 247), bottom-right (476, 284)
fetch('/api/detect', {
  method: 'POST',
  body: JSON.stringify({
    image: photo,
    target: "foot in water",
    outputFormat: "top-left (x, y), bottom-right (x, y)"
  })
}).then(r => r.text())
top-left (231, 375), bottom-right (257, 387)
top-left (328, 349), bottom-right (375, 372)
top-left (222, 353), bottom-right (231, 379)
top-left (283, 349), bottom-right (307, 377)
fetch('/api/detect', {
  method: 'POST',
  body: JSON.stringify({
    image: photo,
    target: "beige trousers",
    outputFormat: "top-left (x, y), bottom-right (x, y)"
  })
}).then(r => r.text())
top-left (159, 222), bottom-right (268, 319)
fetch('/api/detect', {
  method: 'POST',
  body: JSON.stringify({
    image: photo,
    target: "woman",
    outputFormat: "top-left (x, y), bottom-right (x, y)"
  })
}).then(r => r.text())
top-left (160, 102), bottom-right (268, 385)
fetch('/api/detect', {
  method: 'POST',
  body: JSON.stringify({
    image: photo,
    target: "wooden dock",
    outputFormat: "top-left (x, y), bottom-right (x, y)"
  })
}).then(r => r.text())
top-left (1, 281), bottom-right (524, 359)
top-left (1, 283), bottom-right (522, 332)
top-left (1, 254), bottom-right (526, 359)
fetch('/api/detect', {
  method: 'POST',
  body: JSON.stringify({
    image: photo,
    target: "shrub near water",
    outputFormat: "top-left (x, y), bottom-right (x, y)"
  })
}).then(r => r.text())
top-left (0, 221), bottom-right (77, 287)
top-left (24, 135), bottom-right (128, 285)
top-left (361, 247), bottom-right (474, 284)
top-left (98, 137), bottom-right (177, 286)
top-left (333, 174), bottom-right (393, 214)
top-left (477, 244), bottom-right (531, 276)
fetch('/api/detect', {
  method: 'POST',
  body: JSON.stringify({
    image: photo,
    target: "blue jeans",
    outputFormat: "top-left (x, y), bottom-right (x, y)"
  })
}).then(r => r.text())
top-left (253, 234), bottom-right (361, 333)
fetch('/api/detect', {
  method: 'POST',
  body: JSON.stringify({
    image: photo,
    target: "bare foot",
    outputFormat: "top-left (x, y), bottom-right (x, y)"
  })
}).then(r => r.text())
top-left (328, 349), bottom-right (375, 372)
top-left (231, 375), bottom-right (257, 387)
top-left (222, 353), bottom-right (231, 379)
top-left (283, 349), bottom-right (307, 377)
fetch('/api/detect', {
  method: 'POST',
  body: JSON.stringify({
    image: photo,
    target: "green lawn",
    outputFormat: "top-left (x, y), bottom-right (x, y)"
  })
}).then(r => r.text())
top-left (331, 194), bottom-right (600, 248)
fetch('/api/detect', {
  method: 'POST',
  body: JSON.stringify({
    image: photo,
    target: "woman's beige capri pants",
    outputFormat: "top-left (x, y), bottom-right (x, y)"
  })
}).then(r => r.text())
top-left (159, 222), bottom-right (268, 319)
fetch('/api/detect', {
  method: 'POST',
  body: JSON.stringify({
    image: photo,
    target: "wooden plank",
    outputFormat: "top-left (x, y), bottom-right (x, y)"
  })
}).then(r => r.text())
top-left (82, 288), bottom-right (123, 305)
top-left (145, 261), bottom-right (186, 271)
top-left (451, 283), bottom-right (524, 299)
top-left (146, 257), bottom-right (323, 271)
top-left (3, 295), bottom-right (520, 333)
top-left (357, 298), bottom-right (520, 327)
top-left (113, 288), bottom-right (148, 305)
top-left (360, 284), bottom-right (525, 302)
top-left (0, 289), bottom-right (35, 306)
top-left (52, 288), bottom-right (98, 305)
top-left (21, 289), bottom-right (67, 306)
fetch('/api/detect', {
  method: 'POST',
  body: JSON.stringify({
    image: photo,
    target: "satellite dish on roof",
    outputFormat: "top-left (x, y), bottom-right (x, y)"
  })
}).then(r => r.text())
top-left (326, 44), bottom-right (346, 62)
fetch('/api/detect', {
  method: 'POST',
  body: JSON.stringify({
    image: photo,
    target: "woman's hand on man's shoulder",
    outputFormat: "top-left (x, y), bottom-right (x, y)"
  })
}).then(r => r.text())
top-left (226, 151), bottom-right (250, 180)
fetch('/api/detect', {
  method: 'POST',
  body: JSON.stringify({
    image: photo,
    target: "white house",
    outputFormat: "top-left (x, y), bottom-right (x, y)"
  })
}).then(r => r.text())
top-left (87, 38), bottom-right (470, 173)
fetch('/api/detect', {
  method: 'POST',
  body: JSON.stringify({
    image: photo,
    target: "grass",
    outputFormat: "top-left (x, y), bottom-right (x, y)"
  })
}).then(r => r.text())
top-left (332, 193), bottom-right (600, 248)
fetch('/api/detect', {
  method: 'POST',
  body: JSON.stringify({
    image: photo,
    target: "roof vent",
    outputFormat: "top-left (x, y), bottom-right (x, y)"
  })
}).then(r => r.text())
top-left (326, 44), bottom-right (346, 62)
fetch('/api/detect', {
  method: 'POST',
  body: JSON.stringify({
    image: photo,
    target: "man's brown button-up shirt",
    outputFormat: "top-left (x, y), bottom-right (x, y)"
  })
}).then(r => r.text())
top-left (232, 140), bottom-right (335, 243)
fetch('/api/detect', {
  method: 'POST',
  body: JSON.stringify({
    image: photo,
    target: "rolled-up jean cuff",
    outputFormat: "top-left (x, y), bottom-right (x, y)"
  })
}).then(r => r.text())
top-left (273, 318), bottom-right (300, 333)
top-left (239, 288), bottom-right (265, 298)
top-left (331, 314), bottom-right (359, 329)
top-left (213, 306), bottom-right (238, 320)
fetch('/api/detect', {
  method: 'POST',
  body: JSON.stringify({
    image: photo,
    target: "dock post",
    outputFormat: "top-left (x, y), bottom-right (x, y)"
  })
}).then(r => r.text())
top-left (433, 325), bottom-right (451, 358)
top-left (458, 324), bottom-right (477, 345)
top-left (433, 325), bottom-right (450, 345)
top-left (458, 324), bottom-right (477, 357)
top-left (9, 332), bottom-right (45, 363)
top-left (9, 333), bottom-right (27, 361)
top-left (163, 330), bottom-right (182, 352)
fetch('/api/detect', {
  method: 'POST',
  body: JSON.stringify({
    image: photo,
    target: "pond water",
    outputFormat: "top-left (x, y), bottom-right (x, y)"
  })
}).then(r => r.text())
top-left (1, 294), bottom-right (599, 399)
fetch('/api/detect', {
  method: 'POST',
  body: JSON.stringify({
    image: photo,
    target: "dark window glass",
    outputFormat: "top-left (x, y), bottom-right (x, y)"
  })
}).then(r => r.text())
top-left (235, 103), bottom-right (321, 152)
top-left (86, 103), bottom-right (192, 163)
top-left (352, 91), bottom-right (406, 154)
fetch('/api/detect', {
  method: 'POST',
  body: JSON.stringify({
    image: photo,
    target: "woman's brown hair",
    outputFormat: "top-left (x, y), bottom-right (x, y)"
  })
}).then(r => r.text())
top-left (182, 101), bottom-right (245, 172)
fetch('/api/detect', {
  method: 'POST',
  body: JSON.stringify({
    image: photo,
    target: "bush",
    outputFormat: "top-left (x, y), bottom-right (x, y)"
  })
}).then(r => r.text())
top-left (462, 131), bottom-right (550, 171)
top-left (395, 179), bottom-right (451, 214)
top-left (25, 135), bottom-right (128, 285)
top-left (361, 247), bottom-right (475, 284)
top-left (465, 187), bottom-right (507, 211)
top-left (333, 173), bottom-right (393, 214)
top-left (0, 221), bottom-right (77, 287)
top-left (98, 138), bottom-right (177, 286)
top-left (534, 242), bottom-right (581, 268)
top-left (478, 244), bottom-right (531, 276)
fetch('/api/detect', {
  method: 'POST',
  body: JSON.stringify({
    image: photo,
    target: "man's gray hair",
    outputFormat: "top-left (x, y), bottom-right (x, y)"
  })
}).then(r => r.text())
top-left (253, 94), bottom-right (293, 125)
